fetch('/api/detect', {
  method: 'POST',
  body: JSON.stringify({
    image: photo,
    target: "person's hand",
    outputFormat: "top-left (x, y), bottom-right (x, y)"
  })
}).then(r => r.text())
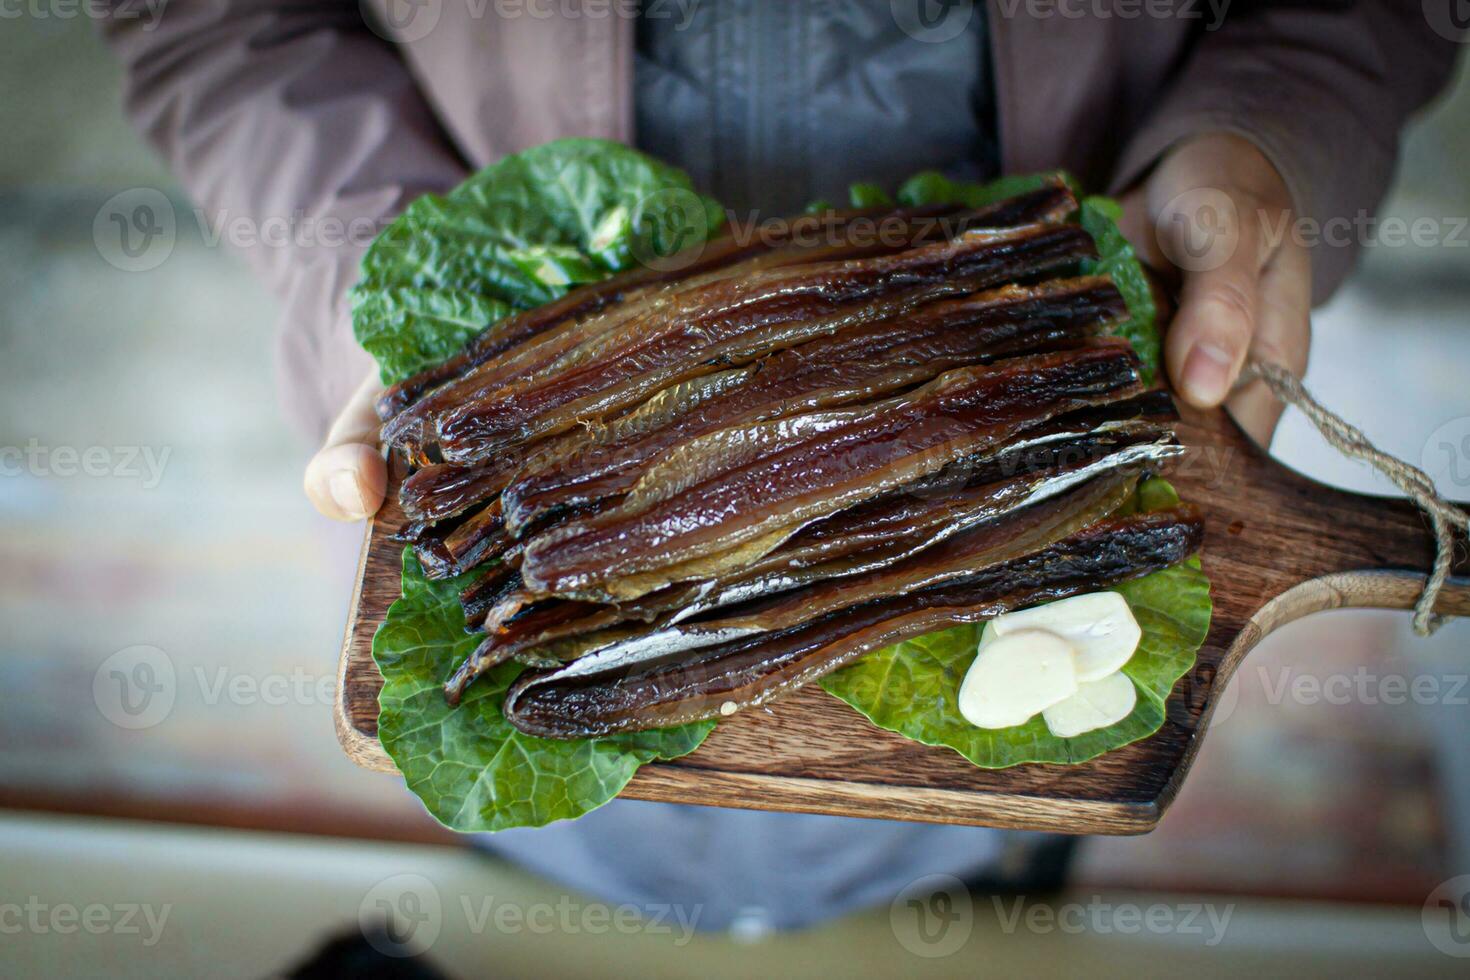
top-left (304, 371), bottom-right (388, 521)
top-left (1117, 132), bottom-right (1311, 446)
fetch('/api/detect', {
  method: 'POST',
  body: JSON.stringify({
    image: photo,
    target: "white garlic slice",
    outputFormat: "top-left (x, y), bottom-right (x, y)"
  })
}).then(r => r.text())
top-left (1042, 671), bottom-right (1138, 738)
top-left (983, 591), bottom-right (1141, 682)
top-left (957, 629), bottom-right (1078, 729)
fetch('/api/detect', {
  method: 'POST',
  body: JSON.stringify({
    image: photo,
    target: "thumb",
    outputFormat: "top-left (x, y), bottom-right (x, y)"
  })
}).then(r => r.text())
top-left (304, 372), bottom-right (388, 521)
top-left (1155, 186), bottom-right (1265, 408)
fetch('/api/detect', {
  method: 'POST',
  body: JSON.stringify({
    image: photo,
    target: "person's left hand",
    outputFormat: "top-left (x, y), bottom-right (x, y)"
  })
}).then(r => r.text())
top-left (1117, 132), bottom-right (1312, 446)
top-left (303, 370), bottom-right (388, 521)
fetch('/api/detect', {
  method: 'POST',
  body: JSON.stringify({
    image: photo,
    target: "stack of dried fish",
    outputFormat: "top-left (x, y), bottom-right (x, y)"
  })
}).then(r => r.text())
top-left (375, 177), bottom-right (1203, 739)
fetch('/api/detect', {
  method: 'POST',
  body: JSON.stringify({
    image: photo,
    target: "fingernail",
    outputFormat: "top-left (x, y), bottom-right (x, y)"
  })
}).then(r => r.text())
top-left (330, 470), bottom-right (366, 517)
top-left (1182, 342), bottom-right (1235, 406)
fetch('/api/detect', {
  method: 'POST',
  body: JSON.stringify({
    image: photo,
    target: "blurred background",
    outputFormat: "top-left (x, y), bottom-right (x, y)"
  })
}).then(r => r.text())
top-left (3, 11), bottom-right (1470, 980)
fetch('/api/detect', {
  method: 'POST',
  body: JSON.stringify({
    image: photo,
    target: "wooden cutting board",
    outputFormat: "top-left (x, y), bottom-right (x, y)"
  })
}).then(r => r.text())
top-left (334, 400), bottom-right (1470, 834)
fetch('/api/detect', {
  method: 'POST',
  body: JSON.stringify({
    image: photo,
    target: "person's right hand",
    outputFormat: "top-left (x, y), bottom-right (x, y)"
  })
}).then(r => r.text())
top-left (303, 371), bottom-right (388, 521)
top-left (1117, 133), bottom-right (1312, 447)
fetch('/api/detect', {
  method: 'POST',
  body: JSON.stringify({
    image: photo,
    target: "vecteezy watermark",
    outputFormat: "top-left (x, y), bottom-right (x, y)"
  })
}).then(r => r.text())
top-left (1155, 186), bottom-right (1241, 274)
top-left (0, 0), bottom-right (168, 29)
top-left (992, 895), bottom-right (1235, 946)
top-left (1183, 662), bottom-right (1470, 737)
top-left (1146, 186), bottom-right (1470, 273)
top-left (493, 0), bottom-right (695, 25)
top-left (194, 209), bottom-right (392, 252)
top-left (627, 187), bottom-right (714, 273)
top-left (93, 646), bottom-right (177, 730)
top-left (92, 650), bottom-right (345, 730)
top-left (1421, 416), bottom-right (1470, 492)
top-left (361, 0), bottom-right (442, 42)
top-left (357, 874), bottom-right (703, 958)
top-left (1423, 876), bottom-right (1470, 958)
top-left (0, 898), bottom-right (172, 947)
top-left (0, 440), bottom-right (171, 488)
top-left (359, 875), bottom-right (443, 957)
top-left (360, 0), bottom-right (697, 44)
top-left (889, 874), bottom-right (974, 957)
top-left (1423, 0), bottom-right (1470, 44)
top-left (1261, 210), bottom-right (1470, 252)
top-left (93, 188), bottom-right (176, 273)
top-left (1255, 665), bottom-right (1469, 708)
top-left (891, 0), bottom-right (976, 43)
top-left (994, 0), bottom-right (1230, 29)
top-left (193, 666), bottom-right (338, 709)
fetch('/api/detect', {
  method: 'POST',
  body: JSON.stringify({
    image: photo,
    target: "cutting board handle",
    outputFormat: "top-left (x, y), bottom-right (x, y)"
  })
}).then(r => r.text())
top-left (1167, 403), bottom-right (1470, 737)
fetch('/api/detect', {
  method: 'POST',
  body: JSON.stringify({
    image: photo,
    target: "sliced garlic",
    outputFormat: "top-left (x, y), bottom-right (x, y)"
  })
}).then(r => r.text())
top-left (983, 591), bottom-right (1140, 682)
top-left (1042, 671), bottom-right (1138, 738)
top-left (957, 629), bottom-right (1078, 729)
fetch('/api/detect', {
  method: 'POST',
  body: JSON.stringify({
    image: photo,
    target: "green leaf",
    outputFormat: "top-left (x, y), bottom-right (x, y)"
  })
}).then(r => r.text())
top-left (374, 548), bottom-right (714, 832)
top-left (896, 170), bottom-right (1077, 210)
top-left (819, 479), bottom-right (1210, 768)
top-left (847, 182), bottom-right (894, 208)
top-left (352, 139), bottom-right (725, 384)
top-left (1078, 197), bottom-right (1160, 384)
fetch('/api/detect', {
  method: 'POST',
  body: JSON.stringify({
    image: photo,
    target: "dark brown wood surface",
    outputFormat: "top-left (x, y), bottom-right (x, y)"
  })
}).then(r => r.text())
top-left (334, 402), bottom-right (1470, 834)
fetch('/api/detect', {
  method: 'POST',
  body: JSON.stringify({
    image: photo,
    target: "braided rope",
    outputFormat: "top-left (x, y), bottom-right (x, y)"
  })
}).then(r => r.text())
top-left (1244, 360), bottom-right (1469, 635)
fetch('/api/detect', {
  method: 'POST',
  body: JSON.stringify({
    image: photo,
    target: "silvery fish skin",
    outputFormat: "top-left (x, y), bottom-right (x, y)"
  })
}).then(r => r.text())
top-left (502, 506), bottom-right (1205, 738)
top-left (519, 342), bottom-right (1144, 603)
top-left (442, 445), bottom-right (1175, 706)
top-left (498, 276), bottom-right (1128, 535)
top-left (519, 468), bottom-right (1139, 677)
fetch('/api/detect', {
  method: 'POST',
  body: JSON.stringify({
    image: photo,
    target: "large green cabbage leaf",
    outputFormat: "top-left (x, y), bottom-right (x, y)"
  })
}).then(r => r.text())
top-left (374, 548), bottom-right (714, 832)
top-left (352, 138), bottom-right (724, 385)
top-left (819, 480), bottom-right (1210, 767)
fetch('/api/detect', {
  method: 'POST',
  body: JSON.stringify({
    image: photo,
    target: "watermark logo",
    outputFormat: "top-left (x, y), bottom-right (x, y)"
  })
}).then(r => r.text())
top-left (0, 440), bottom-right (171, 488)
top-left (356, 876), bottom-right (701, 953)
top-left (1423, 876), bottom-right (1470, 957)
top-left (992, 0), bottom-right (1231, 31)
top-left (93, 188), bottom-right (175, 273)
top-left (93, 646), bottom-right (176, 730)
top-left (892, 0), bottom-right (975, 43)
top-left (889, 873), bottom-right (973, 957)
top-left (359, 874), bottom-right (443, 957)
top-left (0, 898), bottom-right (172, 946)
top-left (628, 187), bottom-right (711, 273)
top-left (1155, 186), bottom-right (1239, 273)
top-left (1421, 416), bottom-right (1470, 492)
top-left (1424, 0), bottom-right (1470, 43)
top-left (362, 0), bottom-right (441, 42)
top-left (0, 0), bottom-right (169, 30)
top-left (993, 895), bottom-right (1234, 945)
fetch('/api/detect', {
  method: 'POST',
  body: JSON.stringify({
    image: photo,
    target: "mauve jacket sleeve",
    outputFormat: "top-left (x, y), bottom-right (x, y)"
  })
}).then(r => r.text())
top-left (1110, 1), bottom-right (1459, 305)
top-left (100, 1), bottom-right (468, 440)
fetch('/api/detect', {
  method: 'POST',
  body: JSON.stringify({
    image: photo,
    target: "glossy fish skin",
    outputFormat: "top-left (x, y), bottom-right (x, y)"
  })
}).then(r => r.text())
top-left (520, 342), bottom-right (1144, 602)
top-left (400, 458), bottom-right (519, 525)
top-left (434, 223), bottom-right (1099, 463)
top-left (498, 276), bottom-right (1128, 535)
top-left (453, 401), bottom-right (1178, 639)
top-left (442, 452), bottom-right (1156, 704)
top-left (379, 192), bottom-right (1073, 455)
top-left (499, 467), bottom-right (1142, 689)
top-left (372, 206), bottom-right (935, 421)
top-left (502, 507), bottom-right (1204, 738)
top-left (376, 181), bottom-right (1076, 421)
top-left (415, 499), bottom-right (507, 581)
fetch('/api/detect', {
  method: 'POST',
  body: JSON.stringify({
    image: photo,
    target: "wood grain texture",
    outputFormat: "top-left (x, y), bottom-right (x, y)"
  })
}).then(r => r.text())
top-left (333, 402), bottom-right (1470, 835)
